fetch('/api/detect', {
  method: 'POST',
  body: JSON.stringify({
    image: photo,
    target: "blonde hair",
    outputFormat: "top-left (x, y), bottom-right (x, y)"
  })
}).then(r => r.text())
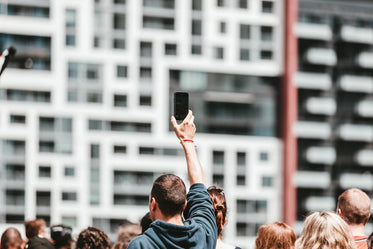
top-left (255, 222), bottom-right (296, 249)
top-left (295, 211), bottom-right (354, 249)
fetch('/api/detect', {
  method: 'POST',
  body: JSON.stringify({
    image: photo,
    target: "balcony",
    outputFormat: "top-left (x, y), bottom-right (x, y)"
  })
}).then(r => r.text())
top-left (295, 22), bottom-right (332, 41)
top-left (356, 52), bottom-right (373, 69)
top-left (294, 171), bottom-right (330, 189)
top-left (304, 196), bottom-right (335, 211)
top-left (338, 75), bottom-right (373, 93)
top-left (355, 100), bottom-right (373, 118)
top-left (304, 97), bottom-right (336, 115)
top-left (294, 72), bottom-right (332, 90)
top-left (294, 121), bottom-right (331, 139)
top-left (354, 149), bottom-right (373, 166)
top-left (338, 124), bottom-right (373, 142)
top-left (340, 25), bottom-right (373, 44)
top-left (304, 48), bottom-right (337, 66)
top-left (339, 173), bottom-right (373, 190)
top-left (304, 146), bottom-right (336, 165)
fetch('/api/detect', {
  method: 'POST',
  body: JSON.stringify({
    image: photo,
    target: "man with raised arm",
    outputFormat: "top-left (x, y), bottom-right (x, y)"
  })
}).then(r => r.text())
top-left (127, 110), bottom-right (217, 249)
top-left (337, 188), bottom-right (371, 249)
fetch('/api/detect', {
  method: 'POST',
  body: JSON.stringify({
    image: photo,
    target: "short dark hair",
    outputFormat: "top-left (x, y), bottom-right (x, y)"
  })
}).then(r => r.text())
top-left (150, 174), bottom-right (186, 217)
top-left (51, 224), bottom-right (73, 249)
top-left (25, 219), bottom-right (46, 239)
top-left (140, 212), bottom-right (152, 234)
top-left (76, 227), bottom-right (111, 249)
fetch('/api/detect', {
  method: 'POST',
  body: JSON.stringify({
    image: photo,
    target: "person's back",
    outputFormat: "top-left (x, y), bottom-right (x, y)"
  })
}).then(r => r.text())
top-left (337, 188), bottom-right (371, 249)
top-left (25, 219), bottom-right (54, 249)
top-left (127, 111), bottom-right (217, 249)
top-left (1, 227), bottom-right (25, 249)
top-left (207, 186), bottom-right (241, 249)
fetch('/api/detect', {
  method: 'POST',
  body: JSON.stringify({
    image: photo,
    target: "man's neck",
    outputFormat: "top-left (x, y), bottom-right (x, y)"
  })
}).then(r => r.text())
top-left (156, 214), bottom-right (184, 226)
top-left (349, 224), bottom-right (366, 237)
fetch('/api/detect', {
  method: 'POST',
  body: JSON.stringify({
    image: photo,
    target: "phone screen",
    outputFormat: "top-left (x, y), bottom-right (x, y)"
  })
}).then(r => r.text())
top-left (174, 92), bottom-right (189, 121)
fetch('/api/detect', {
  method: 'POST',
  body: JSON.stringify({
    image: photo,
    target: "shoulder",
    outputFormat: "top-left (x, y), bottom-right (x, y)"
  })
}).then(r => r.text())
top-left (127, 234), bottom-right (153, 249)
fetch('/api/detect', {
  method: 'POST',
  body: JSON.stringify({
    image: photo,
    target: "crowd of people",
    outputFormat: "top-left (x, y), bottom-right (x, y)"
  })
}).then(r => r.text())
top-left (1, 111), bottom-right (373, 249)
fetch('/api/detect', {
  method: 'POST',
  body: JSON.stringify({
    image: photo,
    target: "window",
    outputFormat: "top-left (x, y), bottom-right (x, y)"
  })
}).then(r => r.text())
top-left (237, 152), bottom-right (246, 165)
top-left (90, 144), bottom-right (100, 159)
top-left (62, 192), bottom-right (77, 201)
top-left (262, 1), bottom-right (274, 13)
top-left (62, 216), bottom-right (77, 228)
top-left (117, 65), bottom-right (128, 78)
top-left (114, 94), bottom-right (127, 107)
top-left (114, 0), bottom-right (126, 4)
top-left (139, 96), bottom-right (152, 106)
top-left (262, 176), bottom-right (273, 187)
top-left (64, 167), bottom-right (75, 177)
top-left (39, 166), bottom-right (51, 178)
top-left (191, 45), bottom-right (202, 55)
top-left (219, 22), bottom-right (226, 33)
top-left (238, 0), bottom-right (248, 8)
top-left (36, 191), bottom-right (51, 206)
top-left (192, 0), bottom-right (202, 10)
top-left (237, 175), bottom-right (246, 185)
top-left (240, 49), bottom-right (250, 61)
top-left (39, 141), bottom-right (54, 152)
top-left (260, 50), bottom-right (273, 60)
top-left (113, 145), bottom-right (127, 154)
top-left (10, 115), bottom-right (26, 124)
top-left (65, 9), bottom-right (76, 46)
top-left (217, 0), bottom-right (224, 7)
top-left (213, 151), bottom-right (225, 165)
top-left (260, 152), bottom-right (269, 161)
top-left (113, 39), bottom-right (125, 49)
top-left (140, 67), bottom-right (152, 79)
top-left (240, 24), bottom-right (250, 39)
top-left (192, 20), bottom-right (202, 35)
top-left (261, 26), bottom-right (273, 41)
top-left (140, 42), bottom-right (152, 57)
top-left (165, 43), bottom-right (177, 55)
top-left (113, 13), bottom-right (125, 30)
top-left (214, 47), bottom-right (224, 59)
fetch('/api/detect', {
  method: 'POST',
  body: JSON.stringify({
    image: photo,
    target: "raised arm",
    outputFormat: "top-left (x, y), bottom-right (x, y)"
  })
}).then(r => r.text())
top-left (171, 110), bottom-right (205, 185)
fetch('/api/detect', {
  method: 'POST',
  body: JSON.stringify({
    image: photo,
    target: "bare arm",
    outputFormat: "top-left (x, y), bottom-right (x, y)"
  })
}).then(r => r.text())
top-left (171, 110), bottom-right (205, 185)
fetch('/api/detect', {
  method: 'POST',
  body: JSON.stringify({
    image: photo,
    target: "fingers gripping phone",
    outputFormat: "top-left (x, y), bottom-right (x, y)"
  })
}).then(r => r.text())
top-left (174, 92), bottom-right (189, 121)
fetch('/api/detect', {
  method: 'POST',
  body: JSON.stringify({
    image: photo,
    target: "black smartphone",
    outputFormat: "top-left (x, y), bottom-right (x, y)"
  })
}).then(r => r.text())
top-left (174, 92), bottom-right (189, 121)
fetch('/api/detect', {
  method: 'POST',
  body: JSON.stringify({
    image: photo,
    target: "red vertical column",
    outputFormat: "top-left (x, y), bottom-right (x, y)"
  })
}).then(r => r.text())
top-left (282, 0), bottom-right (298, 225)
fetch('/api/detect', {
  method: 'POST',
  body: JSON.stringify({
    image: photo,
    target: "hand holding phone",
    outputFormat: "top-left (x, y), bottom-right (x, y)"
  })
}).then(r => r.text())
top-left (174, 92), bottom-right (189, 121)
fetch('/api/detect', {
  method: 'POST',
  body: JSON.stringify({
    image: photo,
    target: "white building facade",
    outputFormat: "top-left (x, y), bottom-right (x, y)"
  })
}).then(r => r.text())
top-left (0, 0), bottom-right (283, 248)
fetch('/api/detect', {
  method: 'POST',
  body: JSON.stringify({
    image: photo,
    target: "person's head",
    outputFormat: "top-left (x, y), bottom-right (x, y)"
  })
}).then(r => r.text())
top-left (368, 232), bottom-right (373, 249)
top-left (76, 227), bottom-right (111, 249)
top-left (255, 222), bottom-right (296, 249)
top-left (1, 227), bottom-right (25, 249)
top-left (337, 188), bottom-right (371, 226)
top-left (207, 186), bottom-right (227, 238)
top-left (140, 212), bottom-right (152, 234)
top-left (116, 221), bottom-right (141, 245)
top-left (295, 211), bottom-right (354, 249)
top-left (111, 242), bottom-right (127, 249)
top-left (149, 174), bottom-right (187, 219)
top-left (25, 218), bottom-right (47, 239)
top-left (50, 224), bottom-right (73, 249)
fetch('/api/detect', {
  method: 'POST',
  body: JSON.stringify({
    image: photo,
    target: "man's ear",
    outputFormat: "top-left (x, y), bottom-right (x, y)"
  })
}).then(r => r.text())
top-left (337, 208), bottom-right (343, 217)
top-left (150, 197), bottom-right (157, 212)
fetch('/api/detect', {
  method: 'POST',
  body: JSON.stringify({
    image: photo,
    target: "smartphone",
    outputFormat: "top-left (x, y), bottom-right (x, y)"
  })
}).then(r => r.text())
top-left (174, 92), bottom-right (189, 121)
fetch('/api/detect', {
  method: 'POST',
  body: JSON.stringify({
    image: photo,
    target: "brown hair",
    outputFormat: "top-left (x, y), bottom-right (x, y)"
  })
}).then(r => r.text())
top-left (150, 174), bottom-right (186, 217)
top-left (337, 188), bottom-right (371, 225)
top-left (25, 219), bottom-right (46, 239)
top-left (1, 227), bottom-right (24, 249)
top-left (111, 242), bottom-right (127, 249)
top-left (116, 221), bottom-right (140, 244)
top-left (207, 186), bottom-right (227, 237)
top-left (255, 222), bottom-right (296, 249)
top-left (76, 227), bottom-right (111, 249)
top-left (295, 211), bottom-right (354, 249)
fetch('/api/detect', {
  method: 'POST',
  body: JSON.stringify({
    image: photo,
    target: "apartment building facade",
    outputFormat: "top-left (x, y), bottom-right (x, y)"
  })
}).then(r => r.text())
top-left (0, 0), bottom-right (283, 247)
